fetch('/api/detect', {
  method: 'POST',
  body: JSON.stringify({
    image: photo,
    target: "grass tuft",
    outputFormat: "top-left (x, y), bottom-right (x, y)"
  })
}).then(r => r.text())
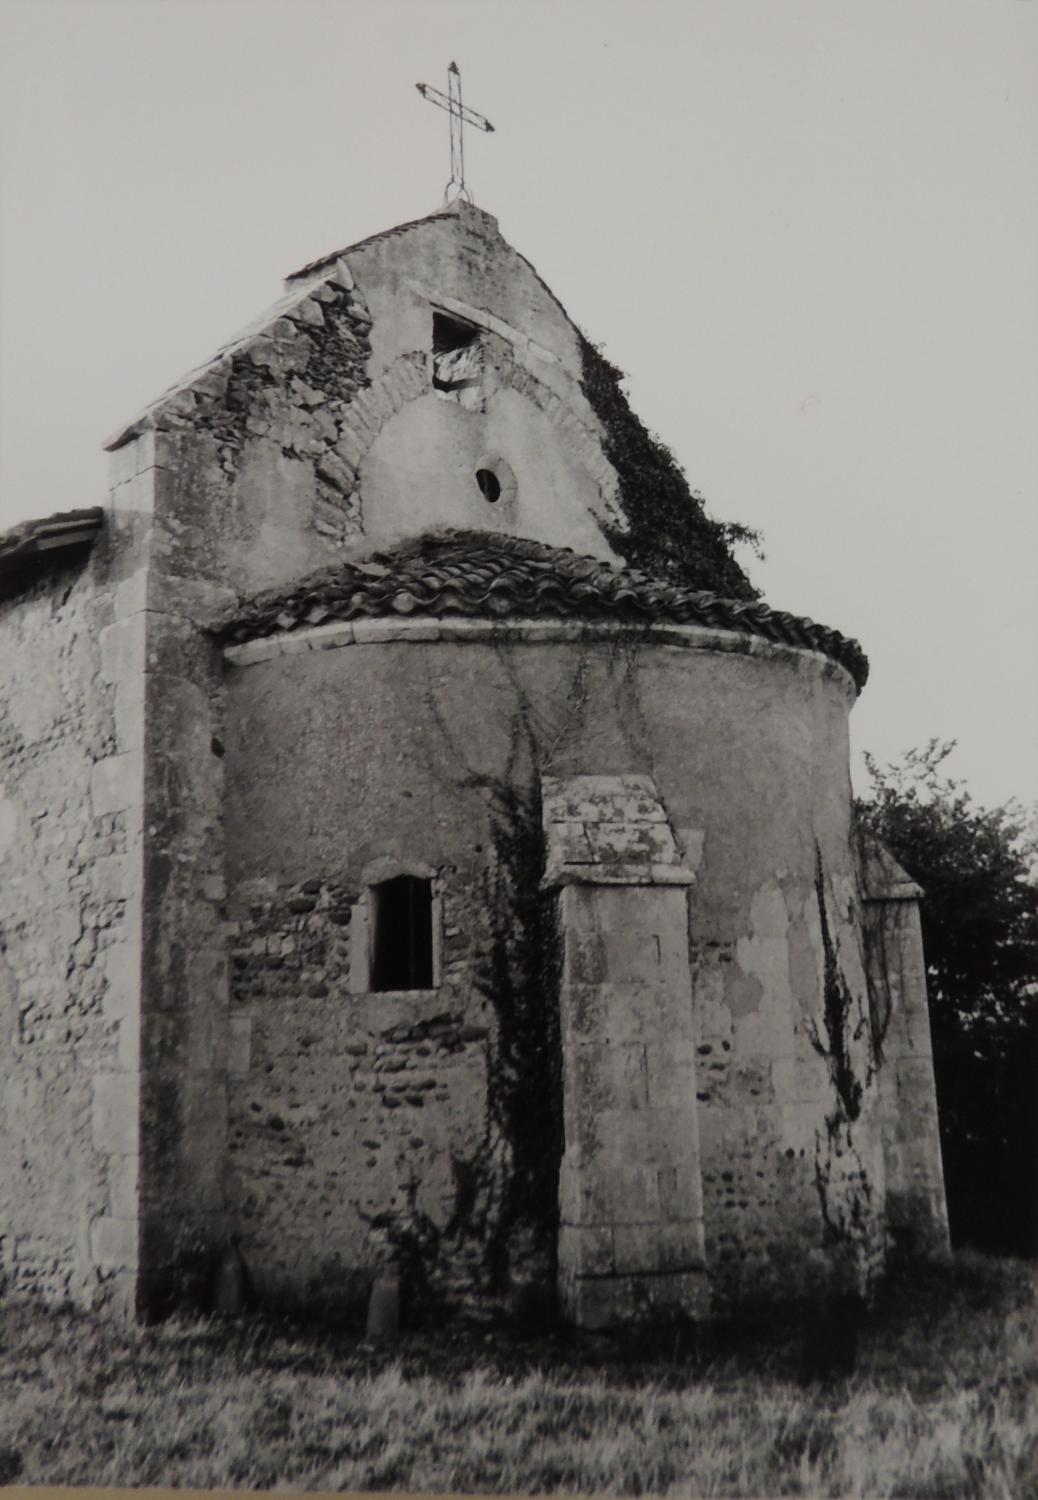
top-left (0, 1250), bottom-right (1034, 1496)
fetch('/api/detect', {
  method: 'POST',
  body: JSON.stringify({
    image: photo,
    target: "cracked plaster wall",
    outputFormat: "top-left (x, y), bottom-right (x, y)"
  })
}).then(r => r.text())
top-left (0, 552), bottom-right (141, 1315)
top-left (224, 629), bottom-right (886, 1315)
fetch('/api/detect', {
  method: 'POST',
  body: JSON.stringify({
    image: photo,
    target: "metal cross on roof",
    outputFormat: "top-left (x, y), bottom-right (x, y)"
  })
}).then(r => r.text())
top-left (416, 62), bottom-right (495, 205)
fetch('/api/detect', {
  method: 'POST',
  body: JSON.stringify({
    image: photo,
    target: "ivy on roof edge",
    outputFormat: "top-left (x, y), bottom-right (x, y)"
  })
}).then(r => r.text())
top-left (578, 335), bottom-right (761, 601)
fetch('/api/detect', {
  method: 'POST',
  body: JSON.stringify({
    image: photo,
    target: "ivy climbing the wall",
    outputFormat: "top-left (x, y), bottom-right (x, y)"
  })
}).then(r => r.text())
top-left (808, 846), bottom-right (881, 1298)
top-left (578, 335), bottom-right (762, 599)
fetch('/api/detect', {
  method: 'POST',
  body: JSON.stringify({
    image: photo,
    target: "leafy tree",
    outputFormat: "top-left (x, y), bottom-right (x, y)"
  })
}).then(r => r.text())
top-left (856, 741), bottom-right (1038, 1255)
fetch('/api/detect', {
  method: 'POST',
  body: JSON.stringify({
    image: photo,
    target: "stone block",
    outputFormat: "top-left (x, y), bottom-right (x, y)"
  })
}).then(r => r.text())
top-left (304, 622), bottom-right (355, 651)
top-left (109, 438), bottom-right (139, 490)
top-left (543, 775), bottom-right (660, 825)
top-left (114, 675), bottom-right (146, 752)
top-left (316, 451), bottom-right (356, 494)
top-left (562, 926), bottom-right (609, 986)
top-left (279, 633), bottom-right (314, 657)
top-left (90, 752), bottom-right (144, 817)
top-left (527, 337), bottom-right (561, 368)
top-left (117, 1004), bottom-right (142, 1073)
top-left (688, 1104), bottom-right (734, 1160)
top-left (91, 853), bottom-right (133, 906)
top-left (140, 1070), bottom-right (226, 1213)
top-left (561, 1273), bottom-right (635, 1331)
top-left (100, 617), bottom-right (147, 685)
top-left (778, 1103), bottom-right (816, 1158)
top-left (557, 1158), bottom-right (582, 1224)
top-left (334, 429), bottom-right (366, 473)
top-left (567, 1039), bottom-right (648, 1112)
top-left (141, 610), bottom-right (222, 684)
top-left (484, 311), bottom-right (524, 345)
top-left (637, 1270), bottom-right (711, 1320)
top-left (558, 1224), bottom-right (615, 1277)
top-left (645, 1042), bottom-right (699, 1109)
top-left (111, 467), bottom-right (166, 520)
top-left (108, 1155), bottom-right (140, 1220)
top-left (547, 821), bottom-right (596, 871)
top-left (92, 1072), bottom-right (140, 1157)
top-left (613, 1220), bottom-right (704, 1275)
top-left (896, 1057), bottom-right (941, 1099)
top-left (657, 1163), bottom-right (703, 1224)
top-left (114, 569), bottom-right (149, 621)
top-left (224, 637), bottom-right (281, 667)
top-left (0, 790), bottom-right (18, 857)
top-left (576, 1164), bottom-right (662, 1226)
top-left (228, 1016), bottom-right (252, 1078)
top-left (429, 619), bottom-right (495, 642)
top-left (143, 1005), bottom-right (222, 1075)
top-left (292, 297), bottom-right (325, 330)
top-left (562, 982), bottom-right (682, 1046)
top-left (98, 1269), bottom-right (139, 1323)
top-left (90, 1215), bottom-right (138, 1273)
top-left (793, 1050), bottom-right (829, 1105)
top-left (595, 1107), bottom-right (699, 1169)
top-left (146, 574), bottom-right (238, 629)
top-left (562, 887), bottom-right (691, 985)
top-left (771, 1055), bottom-right (797, 1099)
top-left (585, 821), bottom-right (683, 867)
top-left (351, 619), bottom-right (439, 645)
top-left (562, 1266), bottom-right (708, 1329)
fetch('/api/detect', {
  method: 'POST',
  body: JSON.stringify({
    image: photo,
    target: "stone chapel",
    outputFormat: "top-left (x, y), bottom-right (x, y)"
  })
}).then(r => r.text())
top-left (0, 199), bottom-right (949, 1325)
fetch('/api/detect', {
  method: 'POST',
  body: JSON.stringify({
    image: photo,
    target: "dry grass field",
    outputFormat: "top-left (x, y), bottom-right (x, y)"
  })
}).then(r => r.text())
top-left (0, 1251), bottom-right (1034, 1497)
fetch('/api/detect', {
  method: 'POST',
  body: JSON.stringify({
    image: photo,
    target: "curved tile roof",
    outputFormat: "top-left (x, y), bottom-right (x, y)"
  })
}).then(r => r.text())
top-left (219, 530), bottom-right (869, 691)
top-left (0, 507), bottom-right (104, 599)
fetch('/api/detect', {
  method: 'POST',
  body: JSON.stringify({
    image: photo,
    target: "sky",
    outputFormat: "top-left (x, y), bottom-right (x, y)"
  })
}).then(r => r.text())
top-left (1, 0), bottom-right (1035, 811)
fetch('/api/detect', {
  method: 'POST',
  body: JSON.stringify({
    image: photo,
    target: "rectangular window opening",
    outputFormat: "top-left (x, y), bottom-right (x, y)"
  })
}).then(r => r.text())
top-left (370, 875), bottom-right (434, 991)
top-left (433, 311), bottom-right (479, 355)
top-left (432, 311), bottom-right (483, 404)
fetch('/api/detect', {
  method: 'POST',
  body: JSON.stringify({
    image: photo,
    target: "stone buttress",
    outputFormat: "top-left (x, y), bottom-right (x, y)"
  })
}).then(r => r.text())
top-left (543, 775), bottom-right (708, 1326)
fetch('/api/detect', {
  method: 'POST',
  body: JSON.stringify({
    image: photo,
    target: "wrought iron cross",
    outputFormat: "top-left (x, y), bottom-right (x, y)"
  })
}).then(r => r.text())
top-left (416, 62), bottom-right (495, 205)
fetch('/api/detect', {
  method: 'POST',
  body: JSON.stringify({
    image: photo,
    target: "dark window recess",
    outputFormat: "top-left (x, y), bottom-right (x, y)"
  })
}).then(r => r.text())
top-left (432, 312), bottom-right (481, 395)
top-left (433, 311), bottom-right (478, 354)
top-left (476, 468), bottom-right (501, 502)
top-left (371, 876), bottom-right (434, 991)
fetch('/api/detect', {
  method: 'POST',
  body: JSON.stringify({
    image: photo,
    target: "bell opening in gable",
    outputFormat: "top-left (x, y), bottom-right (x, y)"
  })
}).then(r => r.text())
top-left (432, 311), bottom-right (483, 410)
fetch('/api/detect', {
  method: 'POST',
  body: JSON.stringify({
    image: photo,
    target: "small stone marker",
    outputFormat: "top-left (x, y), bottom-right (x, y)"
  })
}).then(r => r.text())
top-left (365, 1261), bottom-right (400, 1343)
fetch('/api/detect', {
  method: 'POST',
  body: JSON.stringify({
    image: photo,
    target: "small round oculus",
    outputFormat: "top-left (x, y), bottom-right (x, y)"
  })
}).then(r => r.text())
top-left (474, 456), bottom-right (517, 508)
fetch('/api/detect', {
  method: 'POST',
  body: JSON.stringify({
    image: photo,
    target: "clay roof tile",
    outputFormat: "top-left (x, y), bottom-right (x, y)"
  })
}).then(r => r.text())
top-left (218, 528), bottom-right (869, 691)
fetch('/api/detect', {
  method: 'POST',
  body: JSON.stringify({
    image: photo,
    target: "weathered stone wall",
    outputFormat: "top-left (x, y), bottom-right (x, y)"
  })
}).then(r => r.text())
top-left (106, 200), bottom-right (623, 607)
top-left (0, 551), bottom-right (141, 1313)
top-left (223, 623), bottom-right (885, 1315)
top-left (224, 871), bottom-right (500, 1316)
top-left (96, 202), bottom-right (633, 1313)
top-left (92, 197), bottom-right (914, 1319)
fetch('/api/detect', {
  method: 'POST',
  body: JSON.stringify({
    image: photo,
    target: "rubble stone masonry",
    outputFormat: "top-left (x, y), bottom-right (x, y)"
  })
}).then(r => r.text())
top-left (0, 549), bottom-right (141, 1314)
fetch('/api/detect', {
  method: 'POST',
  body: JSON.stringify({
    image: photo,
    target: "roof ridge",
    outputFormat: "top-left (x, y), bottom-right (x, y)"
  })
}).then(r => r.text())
top-left (286, 207), bottom-right (460, 283)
